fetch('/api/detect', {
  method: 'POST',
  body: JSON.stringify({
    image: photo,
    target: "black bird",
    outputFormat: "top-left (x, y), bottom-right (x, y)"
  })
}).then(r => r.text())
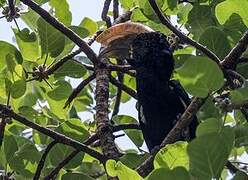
top-left (97, 23), bottom-right (198, 151)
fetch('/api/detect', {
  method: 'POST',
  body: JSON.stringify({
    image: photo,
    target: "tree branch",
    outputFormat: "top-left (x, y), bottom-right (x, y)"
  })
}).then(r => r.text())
top-left (113, 123), bottom-right (140, 131)
top-left (0, 119), bottom-right (6, 147)
top-left (0, 104), bottom-right (106, 162)
top-left (64, 74), bottom-right (96, 108)
top-left (44, 134), bottom-right (99, 179)
top-left (102, 0), bottom-right (112, 27)
top-left (113, 10), bottom-right (133, 25)
top-left (147, 0), bottom-right (220, 64)
top-left (95, 59), bottom-right (121, 159)
top-left (108, 64), bottom-right (136, 77)
top-left (20, 0), bottom-right (98, 64)
top-left (33, 140), bottom-right (57, 180)
top-left (113, 0), bottom-right (119, 20)
top-left (109, 76), bottom-right (137, 99)
top-left (8, 0), bottom-right (15, 16)
top-left (221, 30), bottom-right (248, 69)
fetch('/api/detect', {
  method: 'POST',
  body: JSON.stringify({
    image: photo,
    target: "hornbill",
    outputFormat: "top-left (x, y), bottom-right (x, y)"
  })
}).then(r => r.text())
top-left (96, 22), bottom-right (198, 152)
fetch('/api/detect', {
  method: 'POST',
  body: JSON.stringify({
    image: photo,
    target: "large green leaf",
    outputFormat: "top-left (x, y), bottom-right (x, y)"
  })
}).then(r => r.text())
top-left (49, 0), bottom-right (72, 26)
top-left (198, 27), bottom-right (231, 59)
top-left (47, 80), bottom-right (72, 101)
top-left (0, 41), bottom-right (23, 69)
top-left (196, 118), bottom-right (223, 137)
top-left (79, 17), bottom-right (97, 36)
top-left (21, 8), bottom-right (40, 31)
top-left (13, 28), bottom-right (40, 61)
top-left (216, 0), bottom-right (248, 27)
top-left (120, 0), bottom-right (134, 10)
top-left (186, 5), bottom-right (216, 39)
top-left (175, 56), bottom-right (224, 97)
top-left (106, 160), bottom-right (142, 180)
top-left (37, 17), bottom-right (65, 58)
top-left (54, 60), bottom-right (87, 78)
top-left (10, 80), bottom-right (26, 99)
top-left (113, 115), bottom-right (143, 147)
top-left (49, 119), bottom-right (90, 168)
top-left (154, 141), bottom-right (189, 170)
top-left (61, 173), bottom-right (94, 180)
top-left (187, 127), bottom-right (234, 179)
top-left (147, 167), bottom-right (190, 180)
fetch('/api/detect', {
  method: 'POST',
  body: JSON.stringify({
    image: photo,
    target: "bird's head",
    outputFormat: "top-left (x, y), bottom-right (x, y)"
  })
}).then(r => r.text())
top-left (96, 22), bottom-right (174, 80)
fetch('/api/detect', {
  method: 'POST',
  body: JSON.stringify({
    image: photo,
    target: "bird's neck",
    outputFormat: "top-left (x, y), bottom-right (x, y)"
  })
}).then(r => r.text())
top-left (136, 70), bottom-right (171, 100)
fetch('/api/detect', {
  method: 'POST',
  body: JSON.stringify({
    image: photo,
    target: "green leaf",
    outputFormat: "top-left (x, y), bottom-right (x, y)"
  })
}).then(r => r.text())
top-left (47, 80), bottom-right (72, 101)
top-left (56, 118), bottom-right (90, 142)
top-left (138, 0), bottom-right (165, 23)
top-left (79, 17), bottom-right (97, 36)
top-left (4, 133), bottom-right (18, 163)
top-left (13, 28), bottom-right (40, 61)
top-left (131, 8), bottom-right (149, 22)
top-left (147, 167), bottom-right (190, 180)
top-left (120, 153), bottom-right (148, 169)
top-left (74, 162), bottom-right (105, 178)
top-left (216, 0), bottom-right (248, 27)
top-left (175, 56), bottom-right (224, 97)
top-left (113, 115), bottom-right (143, 147)
top-left (198, 27), bottom-right (231, 59)
top-left (0, 41), bottom-right (23, 69)
top-left (223, 14), bottom-right (247, 45)
top-left (21, 8), bottom-right (40, 31)
top-left (54, 60), bottom-right (87, 78)
top-left (196, 118), bottom-right (223, 137)
top-left (177, 4), bottom-right (193, 24)
top-left (187, 127), bottom-right (234, 179)
top-left (106, 160), bottom-right (142, 180)
top-left (49, 119), bottom-right (89, 168)
top-left (119, 0), bottom-right (134, 10)
top-left (232, 171), bottom-right (248, 180)
top-left (49, 144), bottom-right (85, 169)
top-left (37, 17), bottom-right (65, 58)
top-left (61, 173), bottom-right (94, 180)
top-left (234, 125), bottom-right (248, 147)
top-left (186, 5), bottom-right (216, 39)
top-left (154, 141), bottom-right (189, 170)
top-left (11, 80), bottom-right (26, 99)
top-left (49, 0), bottom-right (72, 26)
top-left (230, 86), bottom-right (248, 102)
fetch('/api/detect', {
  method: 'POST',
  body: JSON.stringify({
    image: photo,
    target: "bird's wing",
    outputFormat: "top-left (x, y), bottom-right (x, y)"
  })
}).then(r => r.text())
top-left (169, 80), bottom-right (191, 106)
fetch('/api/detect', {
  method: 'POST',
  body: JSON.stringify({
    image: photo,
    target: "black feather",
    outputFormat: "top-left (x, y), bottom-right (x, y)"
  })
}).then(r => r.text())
top-left (129, 32), bottom-right (198, 151)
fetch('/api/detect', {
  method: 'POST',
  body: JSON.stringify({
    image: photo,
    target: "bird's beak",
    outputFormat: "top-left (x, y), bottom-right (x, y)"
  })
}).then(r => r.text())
top-left (98, 34), bottom-right (136, 59)
top-left (96, 22), bottom-right (153, 59)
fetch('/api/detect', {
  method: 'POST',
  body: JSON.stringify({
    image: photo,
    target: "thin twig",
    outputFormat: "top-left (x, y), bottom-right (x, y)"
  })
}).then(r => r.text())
top-left (20, 0), bottom-right (98, 64)
top-left (0, 104), bottom-right (106, 162)
top-left (8, 0), bottom-right (15, 16)
top-left (109, 76), bottom-right (137, 99)
top-left (102, 0), bottom-right (112, 27)
top-left (108, 64), bottom-right (136, 77)
top-left (64, 74), bottom-right (96, 108)
top-left (33, 141), bottom-right (57, 180)
top-left (111, 59), bottom-right (124, 118)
